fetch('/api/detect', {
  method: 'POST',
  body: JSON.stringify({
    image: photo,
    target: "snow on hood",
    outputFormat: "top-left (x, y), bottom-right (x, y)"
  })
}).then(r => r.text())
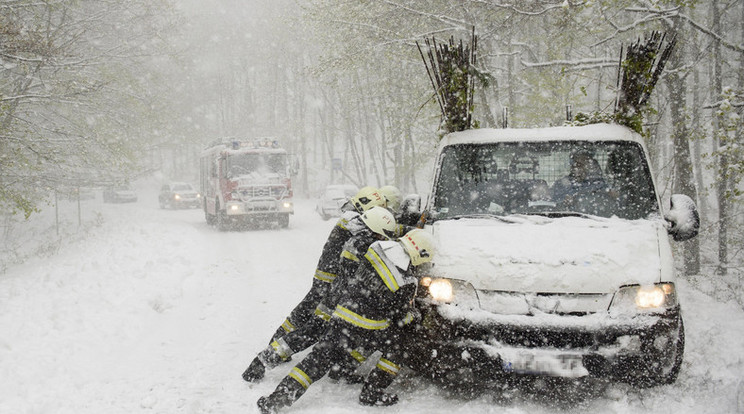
top-left (430, 215), bottom-right (665, 294)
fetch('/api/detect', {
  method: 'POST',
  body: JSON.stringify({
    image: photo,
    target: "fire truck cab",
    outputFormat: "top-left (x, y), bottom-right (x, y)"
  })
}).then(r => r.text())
top-left (199, 138), bottom-right (294, 230)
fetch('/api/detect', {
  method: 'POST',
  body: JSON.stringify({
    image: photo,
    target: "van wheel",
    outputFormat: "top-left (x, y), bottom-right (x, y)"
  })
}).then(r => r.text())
top-left (627, 320), bottom-right (685, 388)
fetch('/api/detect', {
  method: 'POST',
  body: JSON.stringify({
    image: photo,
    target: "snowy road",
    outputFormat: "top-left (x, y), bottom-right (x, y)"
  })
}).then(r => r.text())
top-left (1, 192), bottom-right (743, 413)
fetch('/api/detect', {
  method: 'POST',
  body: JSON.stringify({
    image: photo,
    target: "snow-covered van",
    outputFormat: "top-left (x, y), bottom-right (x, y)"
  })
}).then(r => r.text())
top-left (414, 123), bottom-right (699, 387)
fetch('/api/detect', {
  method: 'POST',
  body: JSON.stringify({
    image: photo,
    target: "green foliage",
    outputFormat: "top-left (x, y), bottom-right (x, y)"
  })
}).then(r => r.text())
top-left (566, 110), bottom-right (615, 126)
top-left (418, 33), bottom-right (479, 135)
top-left (0, 188), bottom-right (39, 219)
top-left (615, 32), bottom-right (676, 135)
top-left (0, 0), bottom-right (177, 216)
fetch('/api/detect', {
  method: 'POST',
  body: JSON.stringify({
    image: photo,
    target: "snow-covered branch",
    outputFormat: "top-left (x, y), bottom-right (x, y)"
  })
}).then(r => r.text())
top-left (625, 6), bottom-right (744, 54)
top-left (520, 57), bottom-right (619, 70)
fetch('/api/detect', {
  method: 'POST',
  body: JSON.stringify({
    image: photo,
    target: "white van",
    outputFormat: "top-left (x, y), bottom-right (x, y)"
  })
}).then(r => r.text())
top-left (412, 123), bottom-right (699, 387)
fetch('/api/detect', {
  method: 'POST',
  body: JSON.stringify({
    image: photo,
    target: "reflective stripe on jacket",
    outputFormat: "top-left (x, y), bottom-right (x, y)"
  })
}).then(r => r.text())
top-left (333, 305), bottom-right (390, 330)
top-left (364, 243), bottom-right (407, 293)
top-left (313, 269), bottom-right (337, 283)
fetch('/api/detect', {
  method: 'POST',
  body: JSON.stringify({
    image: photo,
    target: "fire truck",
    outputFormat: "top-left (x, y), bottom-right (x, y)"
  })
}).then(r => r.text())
top-left (199, 138), bottom-right (294, 230)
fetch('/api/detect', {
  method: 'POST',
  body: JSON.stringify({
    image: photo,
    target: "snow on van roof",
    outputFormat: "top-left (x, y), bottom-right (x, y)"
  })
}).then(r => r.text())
top-left (439, 123), bottom-right (641, 148)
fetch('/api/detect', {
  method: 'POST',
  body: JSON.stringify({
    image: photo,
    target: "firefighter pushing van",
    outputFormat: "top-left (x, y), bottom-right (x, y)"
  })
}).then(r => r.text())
top-left (256, 228), bottom-right (436, 413)
top-left (241, 187), bottom-right (388, 382)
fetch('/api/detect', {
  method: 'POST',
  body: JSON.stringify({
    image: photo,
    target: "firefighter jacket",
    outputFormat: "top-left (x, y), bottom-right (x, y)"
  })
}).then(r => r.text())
top-left (332, 240), bottom-right (418, 331)
top-left (313, 210), bottom-right (366, 284)
top-left (315, 228), bottom-right (380, 320)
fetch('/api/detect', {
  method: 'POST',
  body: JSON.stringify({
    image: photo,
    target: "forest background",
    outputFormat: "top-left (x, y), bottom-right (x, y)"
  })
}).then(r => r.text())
top-left (1, 1), bottom-right (743, 302)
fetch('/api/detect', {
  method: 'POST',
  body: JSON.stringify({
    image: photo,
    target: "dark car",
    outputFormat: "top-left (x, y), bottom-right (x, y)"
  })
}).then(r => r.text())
top-left (159, 182), bottom-right (201, 209)
top-left (103, 184), bottom-right (137, 203)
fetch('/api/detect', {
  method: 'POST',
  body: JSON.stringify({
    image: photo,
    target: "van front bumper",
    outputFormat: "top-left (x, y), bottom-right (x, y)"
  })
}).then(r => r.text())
top-left (409, 302), bottom-right (683, 385)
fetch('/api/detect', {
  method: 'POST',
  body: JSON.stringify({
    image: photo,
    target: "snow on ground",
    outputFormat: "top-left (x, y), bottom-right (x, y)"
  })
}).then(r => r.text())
top-left (1, 185), bottom-right (743, 413)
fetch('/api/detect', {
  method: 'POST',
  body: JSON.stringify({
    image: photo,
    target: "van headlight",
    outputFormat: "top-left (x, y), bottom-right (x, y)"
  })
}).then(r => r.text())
top-left (420, 277), bottom-right (479, 308)
top-left (609, 283), bottom-right (678, 316)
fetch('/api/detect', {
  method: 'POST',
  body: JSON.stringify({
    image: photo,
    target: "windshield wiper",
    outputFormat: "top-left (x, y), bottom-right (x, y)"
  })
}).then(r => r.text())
top-left (447, 213), bottom-right (519, 223)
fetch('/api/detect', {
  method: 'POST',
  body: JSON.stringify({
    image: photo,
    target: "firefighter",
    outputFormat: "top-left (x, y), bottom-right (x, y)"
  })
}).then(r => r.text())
top-left (242, 206), bottom-right (397, 382)
top-left (379, 185), bottom-right (407, 236)
top-left (241, 187), bottom-right (387, 382)
top-left (380, 184), bottom-right (422, 229)
top-left (379, 185), bottom-right (402, 213)
top-left (256, 229), bottom-right (436, 413)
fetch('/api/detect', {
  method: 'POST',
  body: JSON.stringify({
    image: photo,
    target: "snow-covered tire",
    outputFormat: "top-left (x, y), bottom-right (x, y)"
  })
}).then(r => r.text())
top-left (626, 319), bottom-right (685, 388)
top-left (278, 214), bottom-right (289, 228)
top-left (216, 208), bottom-right (230, 231)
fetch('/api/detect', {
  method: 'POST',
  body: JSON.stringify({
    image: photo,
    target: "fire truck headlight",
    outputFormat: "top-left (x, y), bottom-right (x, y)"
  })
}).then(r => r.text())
top-left (283, 202), bottom-right (292, 209)
top-left (226, 201), bottom-right (243, 214)
top-left (174, 194), bottom-right (181, 201)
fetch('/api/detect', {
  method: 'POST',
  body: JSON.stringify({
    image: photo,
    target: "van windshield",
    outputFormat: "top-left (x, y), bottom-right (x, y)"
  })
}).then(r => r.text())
top-left (431, 141), bottom-right (658, 220)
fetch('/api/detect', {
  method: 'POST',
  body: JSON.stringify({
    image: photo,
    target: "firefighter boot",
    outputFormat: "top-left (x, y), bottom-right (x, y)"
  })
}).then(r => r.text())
top-left (243, 343), bottom-right (288, 383)
top-left (257, 376), bottom-right (306, 414)
top-left (358, 368), bottom-right (398, 406)
top-left (241, 357), bottom-right (265, 382)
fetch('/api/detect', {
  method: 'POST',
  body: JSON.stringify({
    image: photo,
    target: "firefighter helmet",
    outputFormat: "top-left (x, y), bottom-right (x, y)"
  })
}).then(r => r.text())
top-left (380, 185), bottom-right (402, 213)
top-left (399, 229), bottom-right (435, 266)
top-left (351, 186), bottom-right (386, 212)
top-left (360, 206), bottom-right (396, 239)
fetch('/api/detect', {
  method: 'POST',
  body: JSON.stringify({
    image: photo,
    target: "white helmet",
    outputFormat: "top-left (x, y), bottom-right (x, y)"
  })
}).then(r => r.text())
top-left (351, 186), bottom-right (386, 212)
top-left (360, 206), bottom-right (396, 239)
top-left (380, 185), bottom-right (402, 213)
top-left (399, 229), bottom-right (436, 266)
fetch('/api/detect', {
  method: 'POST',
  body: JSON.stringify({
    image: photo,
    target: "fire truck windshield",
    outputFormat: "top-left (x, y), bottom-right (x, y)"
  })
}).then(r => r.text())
top-left (226, 153), bottom-right (287, 178)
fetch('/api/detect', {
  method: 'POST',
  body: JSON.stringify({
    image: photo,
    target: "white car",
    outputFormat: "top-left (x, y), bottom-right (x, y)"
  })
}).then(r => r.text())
top-left (410, 123), bottom-right (699, 388)
top-left (315, 184), bottom-right (358, 220)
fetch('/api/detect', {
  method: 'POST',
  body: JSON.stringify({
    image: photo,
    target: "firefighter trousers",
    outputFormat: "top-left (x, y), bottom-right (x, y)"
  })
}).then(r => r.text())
top-left (260, 318), bottom-right (405, 411)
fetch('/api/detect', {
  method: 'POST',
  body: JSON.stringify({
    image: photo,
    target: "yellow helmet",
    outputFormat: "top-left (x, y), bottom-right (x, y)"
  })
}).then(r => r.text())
top-left (360, 206), bottom-right (396, 239)
top-left (399, 229), bottom-right (436, 266)
top-left (351, 186), bottom-right (386, 212)
top-left (379, 185), bottom-right (402, 213)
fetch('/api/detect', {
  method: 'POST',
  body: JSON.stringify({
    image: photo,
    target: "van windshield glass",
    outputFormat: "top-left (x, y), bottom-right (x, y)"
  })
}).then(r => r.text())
top-left (432, 141), bottom-right (658, 220)
top-left (227, 153), bottom-right (287, 177)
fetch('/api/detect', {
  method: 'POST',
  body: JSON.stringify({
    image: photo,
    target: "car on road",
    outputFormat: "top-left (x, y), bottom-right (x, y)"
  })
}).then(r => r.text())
top-left (315, 184), bottom-right (358, 220)
top-left (409, 123), bottom-right (700, 389)
top-left (103, 184), bottom-right (138, 203)
top-left (159, 182), bottom-right (201, 209)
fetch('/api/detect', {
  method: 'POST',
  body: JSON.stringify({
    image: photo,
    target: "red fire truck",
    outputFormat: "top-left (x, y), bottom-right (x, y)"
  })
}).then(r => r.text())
top-left (199, 138), bottom-right (294, 230)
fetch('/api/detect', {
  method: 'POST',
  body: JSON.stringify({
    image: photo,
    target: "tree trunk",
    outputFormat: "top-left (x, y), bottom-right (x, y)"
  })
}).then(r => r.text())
top-left (667, 17), bottom-right (700, 275)
top-left (507, 32), bottom-right (516, 127)
top-left (711, 0), bottom-right (728, 275)
top-left (296, 59), bottom-right (309, 198)
top-left (690, 19), bottom-right (708, 220)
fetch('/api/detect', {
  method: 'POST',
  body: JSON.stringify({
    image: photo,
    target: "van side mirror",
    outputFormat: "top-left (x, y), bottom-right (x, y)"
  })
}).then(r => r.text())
top-left (665, 194), bottom-right (700, 242)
